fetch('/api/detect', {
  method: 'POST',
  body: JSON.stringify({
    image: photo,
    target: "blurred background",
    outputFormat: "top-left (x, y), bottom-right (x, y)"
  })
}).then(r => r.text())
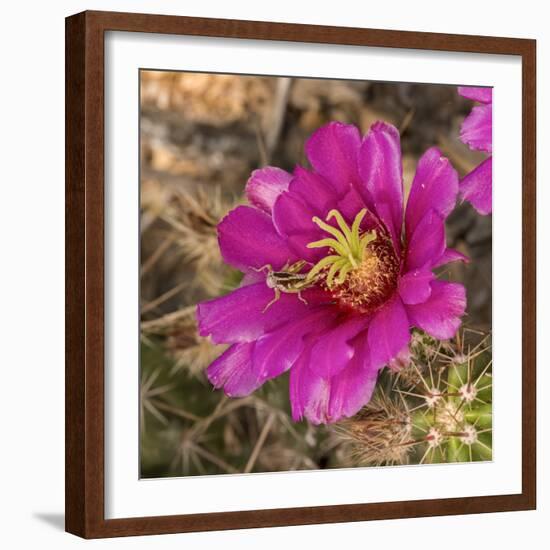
top-left (139, 71), bottom-right (492, 478)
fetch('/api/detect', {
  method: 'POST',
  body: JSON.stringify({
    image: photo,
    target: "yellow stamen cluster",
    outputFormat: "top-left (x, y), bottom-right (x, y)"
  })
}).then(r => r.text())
top-left (305, 209), bottom-right (376, 288)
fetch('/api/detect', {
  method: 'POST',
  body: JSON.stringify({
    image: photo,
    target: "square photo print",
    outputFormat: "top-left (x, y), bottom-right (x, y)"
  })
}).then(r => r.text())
top-left (139, 70), bottom-right (492, 479)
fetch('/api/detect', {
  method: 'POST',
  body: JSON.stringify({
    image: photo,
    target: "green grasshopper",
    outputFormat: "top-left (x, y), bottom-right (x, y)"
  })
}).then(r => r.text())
top-left (255, 260), bottom-right (318, 312)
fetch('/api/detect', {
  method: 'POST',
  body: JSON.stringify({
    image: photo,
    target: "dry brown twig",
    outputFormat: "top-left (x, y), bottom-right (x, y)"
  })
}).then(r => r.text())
top-left (333, 392), bottom-right (414, 466)
top-left (165, 316), bottom-right (225, 378)
top-left (161, 186), bottom-right (234, 295)
top-left (244, 412), bottom-right (277, 473)
top-left (140, 305), bottom-right (197, 334)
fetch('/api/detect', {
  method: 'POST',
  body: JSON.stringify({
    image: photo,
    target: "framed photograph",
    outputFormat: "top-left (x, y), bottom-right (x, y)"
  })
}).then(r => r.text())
top-left (65, 10), bottom-right (536, 538)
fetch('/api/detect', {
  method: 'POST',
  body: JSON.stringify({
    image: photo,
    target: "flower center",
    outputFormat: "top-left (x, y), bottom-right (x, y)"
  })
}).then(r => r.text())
top-left (306, 209), bottom-right (399, 314)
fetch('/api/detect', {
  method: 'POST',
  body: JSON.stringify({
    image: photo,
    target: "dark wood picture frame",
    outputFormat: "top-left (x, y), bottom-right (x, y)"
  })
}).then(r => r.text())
top-left (66, 10), bottom-right (536, 539)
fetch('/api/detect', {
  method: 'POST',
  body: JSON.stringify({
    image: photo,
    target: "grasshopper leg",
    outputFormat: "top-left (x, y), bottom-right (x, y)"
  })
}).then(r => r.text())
top-left (262, 288), bottom-right (280, 313)
top-left (253, 264), bottom-right (272, 274)
top-left (297, 291), bottom-right (309, 306)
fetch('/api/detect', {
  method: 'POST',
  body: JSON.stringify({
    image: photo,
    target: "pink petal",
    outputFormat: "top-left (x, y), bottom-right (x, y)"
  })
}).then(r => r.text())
top-left (289, 348), bottom-right (329, 424)
top-left (326, 336), bottom-right (378, 421)
top-left (368, 296), bottom-right (411, 368)
top-left (290, 334), bottom-right (379, 424)
top-left (405, 147), bottom-right (459, 240)
top-left (271, 171), bottom-right (340, 263)
top-left (460, 104), bottom-right (492, 153)
top-left (336, 185), bottom-right (374, 226)
top-left (358, 122), bottom-right (404, 242)
top-left (458, 86), bottom-right (492, 104)
top-left (398, 269), bottom-right (435, 305)
top-left (251, 307), bottom-right (336, 383)
top-left (285, 233), bottom-right (326, 263)
top-left (240, 270), bottom-right (264, 286)
top-left (206, 342), bottom-right (263, 397)
top-left (273, 182), bottom-right (368, 263)
top-left (197, 282), bottom-right (316, 344)
top-left (272, 191), bottom-right (318, 237)
top-left (245, 167), bottom-right (292, 213)
top-left (308, 314), bottom-right (368, 379)
top-left (432, 248), bottom-right (470, 269)
top-left (290, 166), bottom-right (339, 214)
top-left (405, 209), bottom-right (446, 272)
top-left (218, 205), bottom-right (297, 271)
top-left (406, 281), bottom-right (466, 340)
top-left (374, 201), bottom-right (401, 254)
top-left (305, 122), bottom-right (362, 194)
top-left (460, 157), bottom-right (492, 215)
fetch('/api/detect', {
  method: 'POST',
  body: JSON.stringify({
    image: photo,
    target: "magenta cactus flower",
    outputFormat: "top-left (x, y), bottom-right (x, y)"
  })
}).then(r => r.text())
top-left (458, 86), bottom-right (492, 215)
top-left (197, 121), bottom-right (467, 424)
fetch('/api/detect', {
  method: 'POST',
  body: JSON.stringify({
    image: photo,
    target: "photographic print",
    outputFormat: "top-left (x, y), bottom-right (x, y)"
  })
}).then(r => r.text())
top-left (139, 71), bottom-right (492, 478)
top-left (65, 12), bottom-right (535, 537)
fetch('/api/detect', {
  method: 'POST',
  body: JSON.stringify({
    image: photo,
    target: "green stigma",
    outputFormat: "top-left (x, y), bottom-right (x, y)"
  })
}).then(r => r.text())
top-left (305, 209), bottom-right (376, 288)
